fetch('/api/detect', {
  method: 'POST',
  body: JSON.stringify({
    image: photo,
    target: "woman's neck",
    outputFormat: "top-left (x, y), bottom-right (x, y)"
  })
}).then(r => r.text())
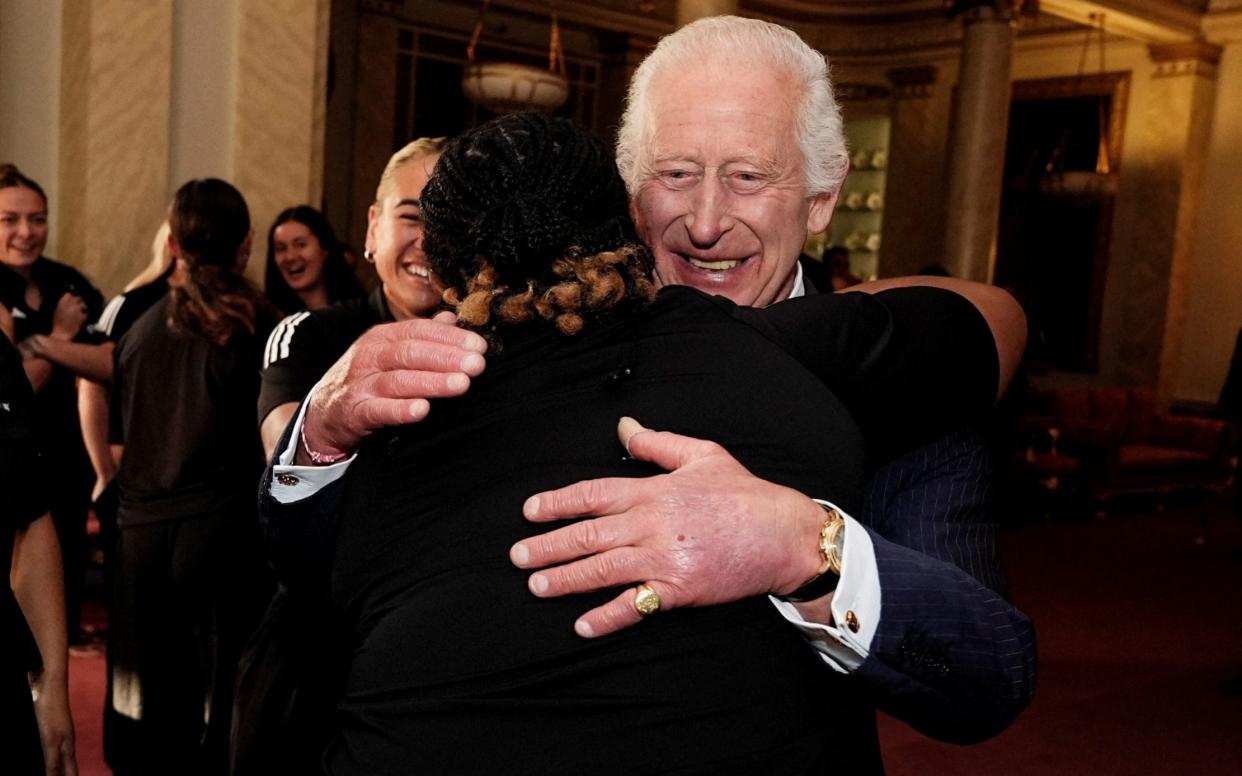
top-left (298, 285), bottom-right (331, 311)
top-left (6, 262), bottom-right (33, 284)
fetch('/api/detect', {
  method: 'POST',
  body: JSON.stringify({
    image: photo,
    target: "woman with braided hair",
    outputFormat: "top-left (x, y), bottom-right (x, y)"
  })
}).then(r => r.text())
top-left (110, 179), bottom-right (275, 774)
top-left (321, 112), bottom-right (1009, 774)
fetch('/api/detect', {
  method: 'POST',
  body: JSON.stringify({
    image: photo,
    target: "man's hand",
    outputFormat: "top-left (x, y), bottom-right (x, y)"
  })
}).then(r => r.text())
top-left (50, 293), bottom-right (88, 340)
top-left (511, 418), bottom-right (827, 638)
top-left (31, 669), bottom-right (77, 776)
top-left (299, 312), bottom-right (488, 462)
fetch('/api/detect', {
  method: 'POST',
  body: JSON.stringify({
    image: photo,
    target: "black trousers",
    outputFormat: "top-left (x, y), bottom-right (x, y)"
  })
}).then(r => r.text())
top-left (110, 507), bottom-right (270, 776)
top-left (47, 453), bottom-right (92, 644)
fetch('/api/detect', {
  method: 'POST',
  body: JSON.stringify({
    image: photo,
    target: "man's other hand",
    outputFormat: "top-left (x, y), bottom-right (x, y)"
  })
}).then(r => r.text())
top-left (299, 311), bottom-right (487, 462)
top-left (511, 418), bottom-right (827, 638)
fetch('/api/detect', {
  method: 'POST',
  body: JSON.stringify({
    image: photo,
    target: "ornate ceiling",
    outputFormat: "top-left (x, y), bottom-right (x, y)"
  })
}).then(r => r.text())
top-left (415, 0), bottom-right (1223, 53)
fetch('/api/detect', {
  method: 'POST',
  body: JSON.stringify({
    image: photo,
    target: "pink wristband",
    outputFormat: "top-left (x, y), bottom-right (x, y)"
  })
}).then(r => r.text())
top-left (299, 422), bottom-right (349, 465)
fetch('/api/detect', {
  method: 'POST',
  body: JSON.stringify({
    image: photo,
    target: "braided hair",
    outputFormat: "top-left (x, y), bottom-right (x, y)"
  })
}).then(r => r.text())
top-left (421, 112), bottom-right (655, 341)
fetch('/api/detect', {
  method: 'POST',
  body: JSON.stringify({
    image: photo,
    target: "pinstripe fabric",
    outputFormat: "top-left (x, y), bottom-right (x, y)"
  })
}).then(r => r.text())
top-left (856, 429), bottom-right (1037, 744)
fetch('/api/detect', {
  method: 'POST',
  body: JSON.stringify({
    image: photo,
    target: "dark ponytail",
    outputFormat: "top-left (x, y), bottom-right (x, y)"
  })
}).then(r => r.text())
top-left (167, 178), bottom-right (273, 345)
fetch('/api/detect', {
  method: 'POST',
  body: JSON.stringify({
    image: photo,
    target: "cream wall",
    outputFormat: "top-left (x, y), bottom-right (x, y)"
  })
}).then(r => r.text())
top-left (1008, 30), bottom-right (1236, 403)
top-left (1179, 16), bottom-right (1242, 403)
top-left (0, 0), bottom-right (63, 258)
top-left (2, 0), bottom-right (325, 296)
top-left (170, 0), bottom-right (238, 192)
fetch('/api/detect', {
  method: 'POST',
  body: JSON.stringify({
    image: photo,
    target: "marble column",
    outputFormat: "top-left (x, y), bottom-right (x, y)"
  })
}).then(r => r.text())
top-left (676, 0), bottom-right (738, 28)
top-left (880, 66), bottom-right (947, 278)
top-left (58, 0), bottom-right (174, 295)
top-left (233, 0), bottom-right (330, 285)
top-left (1101, 41), bottom-right (1221, 395)
top-left (942, 1), bottom-right (1016, 283)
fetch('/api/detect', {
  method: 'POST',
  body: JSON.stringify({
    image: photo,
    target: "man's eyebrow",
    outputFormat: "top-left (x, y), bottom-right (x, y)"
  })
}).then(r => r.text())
top-left (395, 198), bottom-right (422, 209)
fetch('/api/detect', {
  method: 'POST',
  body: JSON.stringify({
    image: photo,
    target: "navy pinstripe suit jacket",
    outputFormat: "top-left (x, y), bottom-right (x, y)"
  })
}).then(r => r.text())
top-left (856, 429), bottom-right (1036, 744)
top-left (797, 263), bottom-right (1036, 744)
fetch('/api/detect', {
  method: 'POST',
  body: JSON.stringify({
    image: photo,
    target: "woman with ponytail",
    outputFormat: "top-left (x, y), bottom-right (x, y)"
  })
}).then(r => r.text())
top-left (109, 179), bottom-right (275, 774)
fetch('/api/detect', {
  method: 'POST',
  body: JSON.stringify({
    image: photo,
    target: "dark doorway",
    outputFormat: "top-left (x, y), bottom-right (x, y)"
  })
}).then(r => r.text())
top-left (994, 73), bottom-right (1129, 374)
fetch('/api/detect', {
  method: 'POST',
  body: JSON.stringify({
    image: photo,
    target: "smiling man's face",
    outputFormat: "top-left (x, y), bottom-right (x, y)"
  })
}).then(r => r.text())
top-left (631, 60), bottom-right (836, 307)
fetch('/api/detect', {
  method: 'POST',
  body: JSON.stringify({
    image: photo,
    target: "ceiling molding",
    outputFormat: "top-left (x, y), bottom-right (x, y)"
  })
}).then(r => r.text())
top-left (440, 0), bottom-right (675, 38)
top-left (741, 0), bottom-right (946, 24)
top-left (1039, 0), bottom-right (1203, 41)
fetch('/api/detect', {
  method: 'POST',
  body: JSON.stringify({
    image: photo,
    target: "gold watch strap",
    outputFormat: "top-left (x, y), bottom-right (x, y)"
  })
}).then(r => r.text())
top-left (780, 504), bottom-right (845, 603)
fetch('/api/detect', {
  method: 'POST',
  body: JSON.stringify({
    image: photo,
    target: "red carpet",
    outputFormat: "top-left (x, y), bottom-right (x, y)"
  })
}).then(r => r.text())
top-left (67, 502), bottom-right (1242, 774)
top-left (878, 502), bottom-right (1242, 774)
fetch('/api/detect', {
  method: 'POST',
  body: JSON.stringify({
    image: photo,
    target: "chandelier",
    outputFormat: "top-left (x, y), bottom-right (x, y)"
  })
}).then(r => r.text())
top-left (461, 0), bottom-right (570, 114)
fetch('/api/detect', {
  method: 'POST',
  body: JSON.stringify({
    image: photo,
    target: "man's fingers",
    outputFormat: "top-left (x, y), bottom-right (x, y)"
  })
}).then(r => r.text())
top-left (366, 339), bottom-right (487, 376)
top-left (366, 317), bottom-right (487, 352)
top-left (354, 397), bottom-right (431, 430)
top-left (522, 477), bottom-right (642, 524)
top-left (511, 514), bottom-right (633, 568)
top-left (523, 546), bottom-right (648, 596)
top-left (573, 583), bottom-right (674, 639)
top-left (618, 417), bottom-right (727, 473)
top-left (370, 368), bottom-right (474, 400)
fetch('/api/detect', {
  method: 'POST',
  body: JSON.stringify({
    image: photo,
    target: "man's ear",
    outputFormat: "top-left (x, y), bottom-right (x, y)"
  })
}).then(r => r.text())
top-left (806, 183), bottom-right (842, 236)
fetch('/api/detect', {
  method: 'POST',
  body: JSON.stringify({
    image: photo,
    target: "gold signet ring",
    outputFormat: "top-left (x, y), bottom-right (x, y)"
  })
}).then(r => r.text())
top-left (634, 583), bottom-right (662, 616)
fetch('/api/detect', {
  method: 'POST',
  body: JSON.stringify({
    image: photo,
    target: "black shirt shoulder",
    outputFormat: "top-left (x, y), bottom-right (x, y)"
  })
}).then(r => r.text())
top-left (93, 276), bottom-right (170, 342)
top-left (730, 286), bottom-right (998, 461)
top-left (257, 290), bottom-right (389, 422)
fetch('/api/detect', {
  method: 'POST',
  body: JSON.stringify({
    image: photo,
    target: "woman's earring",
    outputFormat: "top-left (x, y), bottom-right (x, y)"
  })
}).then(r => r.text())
top-left (363, 249), bottom-right (376, 264)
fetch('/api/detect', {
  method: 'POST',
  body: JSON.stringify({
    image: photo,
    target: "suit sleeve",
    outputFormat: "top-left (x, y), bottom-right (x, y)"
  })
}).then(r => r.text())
top-left (857, 430), bottom-right (1036, 743)
top-left (739, 289), bottom-right (1036, 742)
top-left (257, 407), bottom-right (346, 590)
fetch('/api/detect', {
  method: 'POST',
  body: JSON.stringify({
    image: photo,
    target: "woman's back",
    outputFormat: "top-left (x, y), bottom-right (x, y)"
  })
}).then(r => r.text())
top-left (327, 288), bottom-right (877, 774)
top-left (113, 290), bottom-right (269, 522)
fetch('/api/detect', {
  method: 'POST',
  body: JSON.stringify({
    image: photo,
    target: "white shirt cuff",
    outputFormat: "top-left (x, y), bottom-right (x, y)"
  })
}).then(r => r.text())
top-left (768, 500), bottom-right (881, 673)
top-left (269, 392), bottom-right (356, 503)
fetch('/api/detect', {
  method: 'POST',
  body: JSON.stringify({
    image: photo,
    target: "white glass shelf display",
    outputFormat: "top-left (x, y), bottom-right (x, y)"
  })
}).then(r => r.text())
top-left (825, 115), bottom-right (891, 282)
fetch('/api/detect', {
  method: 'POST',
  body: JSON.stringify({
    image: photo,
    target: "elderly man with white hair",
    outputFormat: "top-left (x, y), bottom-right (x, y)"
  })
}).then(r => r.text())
top-left (263, 15), bottom-right (1035, 766)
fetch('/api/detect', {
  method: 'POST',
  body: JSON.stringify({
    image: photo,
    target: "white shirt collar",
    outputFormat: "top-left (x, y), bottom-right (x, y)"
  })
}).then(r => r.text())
top-left (786, 261), bottom-right (806, 301)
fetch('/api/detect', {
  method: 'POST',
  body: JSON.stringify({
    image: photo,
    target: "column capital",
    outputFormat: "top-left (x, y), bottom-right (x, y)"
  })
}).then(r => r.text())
top-left (944, 0), bottom-right (1031, 23)
top-left (1148, 40), bottom-right (1223, 79)
top-left (836, 82), bottom-right (892, 102)
top-left (887, 66), bottom-right (939, 99)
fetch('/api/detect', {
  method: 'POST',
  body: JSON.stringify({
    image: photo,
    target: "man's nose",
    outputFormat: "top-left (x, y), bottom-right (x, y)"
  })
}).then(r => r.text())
top-left (685, 177), bottom-right (731, 248)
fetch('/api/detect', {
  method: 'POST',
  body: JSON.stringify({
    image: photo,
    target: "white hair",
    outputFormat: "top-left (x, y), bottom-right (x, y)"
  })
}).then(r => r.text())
top-left (615, 15), bottom-right (849, 198)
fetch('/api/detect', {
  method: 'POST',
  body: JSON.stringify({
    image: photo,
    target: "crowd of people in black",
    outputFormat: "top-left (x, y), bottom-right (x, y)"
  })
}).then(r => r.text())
top-left (1, 164), bottom-right (378, 774)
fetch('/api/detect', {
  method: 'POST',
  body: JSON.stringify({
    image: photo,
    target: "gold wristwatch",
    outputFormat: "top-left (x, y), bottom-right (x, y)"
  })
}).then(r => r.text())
top-left (779, 504), bottom-right (844, 602)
